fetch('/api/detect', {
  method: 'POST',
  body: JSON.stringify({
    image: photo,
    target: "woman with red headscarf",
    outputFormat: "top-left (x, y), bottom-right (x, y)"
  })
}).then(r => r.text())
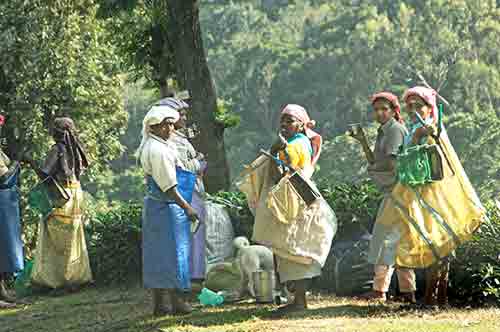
top-left (375, 86), bottom-right (486, 305)
top-left (351, 92), bottom-right (417, 303)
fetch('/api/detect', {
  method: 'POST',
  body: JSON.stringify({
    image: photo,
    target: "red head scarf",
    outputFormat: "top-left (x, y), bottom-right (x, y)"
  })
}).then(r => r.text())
top-left (370, 92), bottom-right (403, 123)
top-left (403, 86), bottom-right (438, 123)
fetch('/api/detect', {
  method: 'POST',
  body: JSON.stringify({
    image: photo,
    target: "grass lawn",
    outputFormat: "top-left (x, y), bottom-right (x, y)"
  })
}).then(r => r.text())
top-left (1, 285), bottom-right (499, 332)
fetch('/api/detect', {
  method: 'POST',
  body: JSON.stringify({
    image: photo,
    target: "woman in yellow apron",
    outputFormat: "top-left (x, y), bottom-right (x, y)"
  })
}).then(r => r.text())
top-left (28, 118), bottom-right (93, 290)
top-left (377, 86), bottom-right (486, 305)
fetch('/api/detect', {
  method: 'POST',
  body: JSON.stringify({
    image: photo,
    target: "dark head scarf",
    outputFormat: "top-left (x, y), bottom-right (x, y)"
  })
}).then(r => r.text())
top-left (52, 117), bottom-right (89, 179)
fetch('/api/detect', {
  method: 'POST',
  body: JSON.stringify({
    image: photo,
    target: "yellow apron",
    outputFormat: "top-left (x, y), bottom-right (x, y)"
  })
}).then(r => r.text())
top-left (377, 131), bottom-right (486, 268)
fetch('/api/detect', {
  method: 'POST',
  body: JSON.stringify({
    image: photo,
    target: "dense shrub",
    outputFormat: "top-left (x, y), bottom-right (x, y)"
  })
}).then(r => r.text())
top-left (319, 180), bottom-right (383, 240)
top-left (85, 201), bottom-right (142, 285)
top-left (450, 201), bottom-right (500, 305)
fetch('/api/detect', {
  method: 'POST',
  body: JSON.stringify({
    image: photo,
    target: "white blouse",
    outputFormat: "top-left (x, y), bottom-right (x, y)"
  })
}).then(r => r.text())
top-left (140, 135), bottom-right (178, 192)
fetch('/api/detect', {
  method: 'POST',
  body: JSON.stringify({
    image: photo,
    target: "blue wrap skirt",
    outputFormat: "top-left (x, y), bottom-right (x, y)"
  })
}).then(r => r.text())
top-left (0, 166), bottom-right (23, 274)
top-left (142, 168), bottom-right (196, 290)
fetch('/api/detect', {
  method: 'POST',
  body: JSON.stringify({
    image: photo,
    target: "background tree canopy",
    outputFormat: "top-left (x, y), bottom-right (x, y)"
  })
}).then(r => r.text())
top-left (200, 0), bottom-right (500, 200)
top-left (1, 0), bottom-right (499, 200)
top-left (0, 0), bottom-right (126, 178)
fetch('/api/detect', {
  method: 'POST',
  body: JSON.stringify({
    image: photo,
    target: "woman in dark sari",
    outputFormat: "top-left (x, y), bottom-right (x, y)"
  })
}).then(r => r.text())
top-left (27, 117), bottom-right (93, 290)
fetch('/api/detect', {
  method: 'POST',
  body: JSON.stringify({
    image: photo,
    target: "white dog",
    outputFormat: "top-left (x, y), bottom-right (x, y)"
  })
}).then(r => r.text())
top-left (233, 236), bottom-right (274, 297)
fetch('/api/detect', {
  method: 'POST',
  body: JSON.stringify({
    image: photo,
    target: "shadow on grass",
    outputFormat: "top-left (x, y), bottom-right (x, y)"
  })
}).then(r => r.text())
top-left (145, 302), bottom-right (426, 330)
top-left (0, 288), bottom-right (437, 332)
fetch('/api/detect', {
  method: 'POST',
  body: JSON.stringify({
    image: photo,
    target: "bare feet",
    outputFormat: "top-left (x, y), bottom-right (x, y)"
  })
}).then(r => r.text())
top-left (393, 292), bottom-right (416, 304)
top-left (0, 300), bottom-right (17, 309)
top-left (358, 291), bottom-right (387, 302)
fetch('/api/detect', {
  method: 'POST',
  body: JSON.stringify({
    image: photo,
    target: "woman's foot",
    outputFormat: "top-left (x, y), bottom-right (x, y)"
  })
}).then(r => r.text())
top-left (170, 290), bottom-right (193, 316)
top-left (393, 292), bottom-right (416, 304)
top-left (0, 279), bottom-right (16, 303)
top-left (153, 289), bottom-right (172, 317)
top-left (274, 279), bottom-right (307, 315)
top-left (358, 291), bottom-right (387, 302)
top-left (0, 300), bottom-right (17, 309)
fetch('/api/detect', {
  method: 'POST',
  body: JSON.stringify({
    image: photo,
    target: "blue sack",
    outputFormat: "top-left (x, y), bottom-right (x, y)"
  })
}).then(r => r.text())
top-left (175, 167), bottom-right (196, 203)
top-left (145, 167), bottom-right (196, 203)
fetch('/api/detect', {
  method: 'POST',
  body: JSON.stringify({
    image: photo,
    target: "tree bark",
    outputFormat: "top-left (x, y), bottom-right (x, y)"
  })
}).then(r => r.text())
top-left (165, 0), bottom-right (230, 192)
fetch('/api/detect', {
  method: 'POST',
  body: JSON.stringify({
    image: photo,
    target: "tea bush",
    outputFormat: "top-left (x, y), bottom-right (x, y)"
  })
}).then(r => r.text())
top-left (450, 201), bottom-right (500, 305)
top-left (85, 201), bottom-right (142, 285)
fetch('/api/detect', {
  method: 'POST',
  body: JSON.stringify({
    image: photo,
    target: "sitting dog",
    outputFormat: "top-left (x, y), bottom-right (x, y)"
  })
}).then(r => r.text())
top-left (233, 236), bottom-right (274, 297)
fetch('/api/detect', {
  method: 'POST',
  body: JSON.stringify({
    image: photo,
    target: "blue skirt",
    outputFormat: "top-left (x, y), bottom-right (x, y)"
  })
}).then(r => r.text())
top-left (142, 198), bottom-right (192, 290)
top-left (0, 168), bottom-right (23, 273)
top-left (142, 170), bottom-right (196, 290)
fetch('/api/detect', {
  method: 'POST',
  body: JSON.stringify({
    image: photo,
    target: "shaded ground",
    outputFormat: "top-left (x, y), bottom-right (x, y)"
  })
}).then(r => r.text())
top-left (1, 285), bottom-right (499, 332)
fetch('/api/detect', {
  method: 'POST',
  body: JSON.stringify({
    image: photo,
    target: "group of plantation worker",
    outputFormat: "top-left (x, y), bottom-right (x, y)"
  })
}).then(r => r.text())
top-left (0, 84), bottom-right (486, 317)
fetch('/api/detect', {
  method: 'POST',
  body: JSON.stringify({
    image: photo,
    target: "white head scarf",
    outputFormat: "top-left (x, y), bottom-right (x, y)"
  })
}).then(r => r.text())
top-left (136, 105), bottom-right (180, 157)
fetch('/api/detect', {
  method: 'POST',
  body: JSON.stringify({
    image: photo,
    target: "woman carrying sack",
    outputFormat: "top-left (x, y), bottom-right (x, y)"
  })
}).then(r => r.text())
top-left (26, 117), bottom-right (92, 291)
top-left (249, 104), bottom-right (336, 313)
top-left (377, 86), bottom-right (487, 306)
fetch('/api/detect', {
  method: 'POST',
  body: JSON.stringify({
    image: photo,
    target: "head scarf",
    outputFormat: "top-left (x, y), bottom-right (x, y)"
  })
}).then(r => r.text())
top-left (155, 97), bottom-right (189, 111)
top-left (281, 104), bottom-right (323, 166)
top-left (136, 102), bottom-right (181, 157)
top-left (370, 92), bottom-right (403, 123)
top-left (52, 117), bottom-right (89, 179)
top-left (403, 86), bottom-right (438, 122)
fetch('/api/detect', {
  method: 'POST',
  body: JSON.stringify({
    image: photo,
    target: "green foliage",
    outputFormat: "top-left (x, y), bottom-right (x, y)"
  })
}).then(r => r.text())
top-left (216, 99), bottom-right (240, 129)
top-left (98, 0), bottom-right (174, 87)
top-left (0, 0), bottom-right (127, 174)
top-left (320, 180), bottom-right (383, 240)
top-left (200, 0), bottom-right (500, 199)
top-left (450, 201), bottom-right (500, 305)
top-left (85, 201), bottom-right (143, 285)
top-left (210, 191), bottom-right (253, 240)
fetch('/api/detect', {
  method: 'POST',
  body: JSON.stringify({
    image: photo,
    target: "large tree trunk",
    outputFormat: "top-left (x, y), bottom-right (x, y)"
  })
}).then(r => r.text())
top-left (165, 0), bottom-right (230, 192)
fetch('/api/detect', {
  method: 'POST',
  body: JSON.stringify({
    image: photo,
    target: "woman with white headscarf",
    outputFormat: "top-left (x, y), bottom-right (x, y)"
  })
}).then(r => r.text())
top-left (139, 103), bottom-right (199, 316)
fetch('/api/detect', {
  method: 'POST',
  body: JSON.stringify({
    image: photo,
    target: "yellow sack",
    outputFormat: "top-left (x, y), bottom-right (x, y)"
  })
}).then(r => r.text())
top-left (266, 175), bottom-right (307, 224)
top-left (237, 155), bottom-right (280, 214)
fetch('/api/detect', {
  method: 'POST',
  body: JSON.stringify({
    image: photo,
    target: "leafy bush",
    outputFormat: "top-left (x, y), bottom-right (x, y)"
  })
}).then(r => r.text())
top-left (85, 201), bottom-right (142, 285)
top-left (450, 201), bottom-right (500, 305)
top-left (319, 180), bottom-right (382, 240)
top-left (209, 191), bottom-right (254, 240)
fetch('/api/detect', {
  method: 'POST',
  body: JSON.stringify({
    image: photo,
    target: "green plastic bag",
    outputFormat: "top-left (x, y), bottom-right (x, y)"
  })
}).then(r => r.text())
top-left (28, 177), bottom-right (70, 216)
top-left (397, 144), bottom-right (444, 187)
top-left (397, 145), bottom-right (432, 186)
top-left (14, 260), bottom-right (34, 298)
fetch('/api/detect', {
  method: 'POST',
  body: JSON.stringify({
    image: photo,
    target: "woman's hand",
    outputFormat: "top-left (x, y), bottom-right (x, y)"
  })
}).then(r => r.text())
top-left (412, 125), bottom-right (436, 145)
top-left (348, 127), bottom-right (367, 143)
top-left (270, 140), bottom-right (287, 155)
top-left (185, 206), bottom-right (199, 223)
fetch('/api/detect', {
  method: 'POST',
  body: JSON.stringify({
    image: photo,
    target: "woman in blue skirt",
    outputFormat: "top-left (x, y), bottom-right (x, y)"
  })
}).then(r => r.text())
top-left (138, 102), bottom-right (199, 316)
top-left (0, 115), bottom-right (24, 309)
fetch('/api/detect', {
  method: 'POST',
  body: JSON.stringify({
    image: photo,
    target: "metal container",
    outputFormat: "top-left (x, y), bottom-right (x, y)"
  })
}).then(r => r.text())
top-left (252, 270), bottom-right (276, 303)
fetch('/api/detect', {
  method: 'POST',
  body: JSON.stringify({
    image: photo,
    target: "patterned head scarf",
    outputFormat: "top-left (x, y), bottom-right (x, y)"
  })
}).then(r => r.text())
top-left (52, 117), bottom-right (89, 179)
top-left (281, 104), bottom-right (322, 166)
top-left (370, 92), bottom-right (403, 123)
top-left (136, 101), bottom-right (182, 157)
top-left (403, 86), bottom-right (438, 122)
top-left (154, 97), bottom-right (189, 111)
